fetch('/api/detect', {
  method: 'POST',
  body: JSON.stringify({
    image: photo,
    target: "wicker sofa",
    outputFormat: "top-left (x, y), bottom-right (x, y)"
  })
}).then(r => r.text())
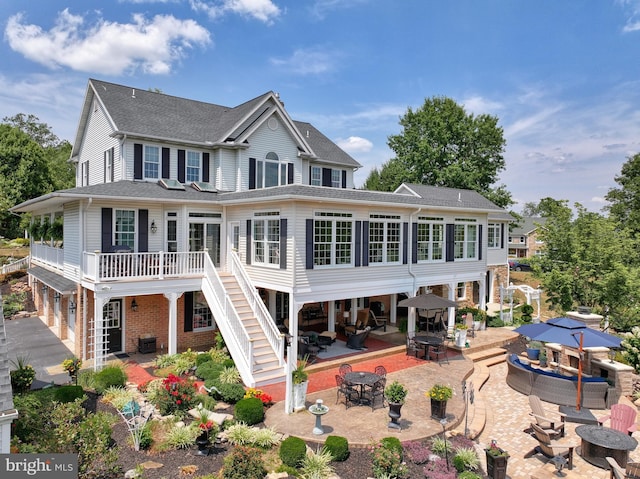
top-left (506, 354), bottom-right (609, 409)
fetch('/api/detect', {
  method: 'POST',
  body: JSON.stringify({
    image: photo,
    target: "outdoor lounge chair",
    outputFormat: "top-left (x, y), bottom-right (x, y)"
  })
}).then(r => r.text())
top-left (598, 403), bottom-right (638, 436)
top-left (529, 423), bottom-right (575, 470)
top-left (368, 310), bottom-right (387, 331)
top-left (528, 395), bottom-right (565, 438)
top-left (605, 457), bottom-right (640, 479)
top-left (346, 327), bottom-right (370, 350)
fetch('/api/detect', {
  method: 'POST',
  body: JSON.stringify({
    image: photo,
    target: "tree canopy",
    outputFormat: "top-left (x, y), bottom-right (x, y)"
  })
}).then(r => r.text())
top-left (363, 96), bottom-right (513, 208)
top-left (605, 153), bottom-right (640, 234)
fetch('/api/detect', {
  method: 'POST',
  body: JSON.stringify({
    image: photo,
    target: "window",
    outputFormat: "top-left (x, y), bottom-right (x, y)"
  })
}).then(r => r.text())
top-left (454, 219), bottom-right (478, 260)
top-left (488, 223), bottom-right (501, 248)
top-left (313, 212), bottom-right (352, 266)
top-left (253, 212), bottom-right (280, 266)
top-left (331, 169), bottom-right (341, 188)
top-left (81, 161), bottom-right (89, 186)
top-left (369, 214), bottom-right (401, 264)
top-left (310, 166), bottom-right (321, 186)
top-left (166, 212), bottom-right (177, 252)
top-left (104, 148), bottom-right (114, 183)
top-left (457, 282), bottom-right (466, 299)
top-left (257, 152), bottom-right (286, 188)
top-left (186, 151), bottom-right (201, 182)
top-left (144, 146), bottom-right (159, 179)
top-left (417, 217), bottom-right (444, 261)
top-left (115, 210), bottom-right (135, 248)
top-left (193, 291), bottom-right (213, 330)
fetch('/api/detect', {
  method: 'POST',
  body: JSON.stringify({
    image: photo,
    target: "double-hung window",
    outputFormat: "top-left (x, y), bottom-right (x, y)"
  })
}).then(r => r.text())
top-left (313, 212), bottom-right (352, 266)
top-left (331, 169), bottom-right (341, 188)
top-left (454, 219), bottom-right (478, 260)
top-left (186, 151), bottom-right (201, 182)
top-left (144, 146), bottom-right (159, 179)
top-left (416, 217), bottom-right (444, 261)
top-left (369, 214), bottom-right (401, 264)
top-left (104, 148), bottom-right (114, 183)
top-left (115, 210), bottom-right (135, 249)
top-left (488, 223), bottom-right (501, 248)
top-left (193, 291), bottom-right (213, 330)
top-left (257, 152), bottom-right (285, 188)
top-left (253, 212), bottom-right (280, 266)
top-left (310, 166), bottom-right (321, 186)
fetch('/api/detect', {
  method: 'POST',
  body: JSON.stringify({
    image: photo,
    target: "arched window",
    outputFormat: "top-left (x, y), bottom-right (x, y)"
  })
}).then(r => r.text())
top-left (257, 152), bottom-right (286, 188)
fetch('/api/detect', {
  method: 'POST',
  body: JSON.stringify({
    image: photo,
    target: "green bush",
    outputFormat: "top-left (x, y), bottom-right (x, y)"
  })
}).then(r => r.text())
top-left (222, 445), bottom-right (266, 479)
top-left (323, 435), bottom-right (349, 461)
top-left (94, 366), bottom-right (127, 394)
top-left (234, 397), bottom-right (264, 425)
top-left (196, 362), bottom-right (224, 381)
top-left (10, 356), bottom-right (36, 393)
top-left (205, 380), bottom-right (246, 404)
top-left (195, 353), bottom-right (213, 366)
top-left (54, 385), bottom-right (85, 403)
top-left (76, 370), bottom-right (96, 390)
top-left (458, 472), bottom-right (482, 479)
top-left (488, 316), bottom-right (505, 328)
top-left (381, 436), bottom-right (403, 457)
top-left (279, 436), bottom-right (307, 468)
top-left (136, 422), bottom-right (153, 450)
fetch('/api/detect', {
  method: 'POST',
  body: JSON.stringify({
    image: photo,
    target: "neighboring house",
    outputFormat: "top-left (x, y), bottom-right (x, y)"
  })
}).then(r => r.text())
top-left (12, 79), bottom-right (511, 393)
top-left (508, 217), bottom-right (546, 259)
top-left (0, 296), bottom-right (19, 453)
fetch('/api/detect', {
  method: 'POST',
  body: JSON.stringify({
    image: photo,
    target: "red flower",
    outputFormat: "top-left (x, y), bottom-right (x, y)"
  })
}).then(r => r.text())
top-left (176, 399), bottom-right (182, 405)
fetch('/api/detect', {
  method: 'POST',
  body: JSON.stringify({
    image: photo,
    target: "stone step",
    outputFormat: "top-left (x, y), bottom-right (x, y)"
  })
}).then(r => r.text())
top-left (464, 347), bottom-right (508, 363)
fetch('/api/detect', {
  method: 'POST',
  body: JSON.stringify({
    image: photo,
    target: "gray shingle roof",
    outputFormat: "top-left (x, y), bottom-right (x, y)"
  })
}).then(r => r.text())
top-left (0, 296), bottom-right (15, 414)
top-left (293, 121), bottom-right (361, 167)
top-left (511, 217), bottom-right (546, 235)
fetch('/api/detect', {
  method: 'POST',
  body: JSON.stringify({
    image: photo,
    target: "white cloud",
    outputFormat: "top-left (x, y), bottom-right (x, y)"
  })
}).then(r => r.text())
top-left (336, 136), bottom-right (372, 153)
top-left (461, 95), bottom-right (503, 116)
top-left (270, 46), bottom-right (337, 75)
top-left (309, 0), bottom-right (369, 20)
top-left (5, 10), bottom-right (211, 75)
top-left (189, 0), bottom-right (281, 23)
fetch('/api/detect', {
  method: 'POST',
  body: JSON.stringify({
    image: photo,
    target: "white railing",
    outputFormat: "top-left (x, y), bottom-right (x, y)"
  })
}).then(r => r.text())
top-left (31, 243), bottom-right (63, 271)
top-left (200, 254), bottom-right (254, 385)
top-left (82, 251), bottom-right (206, 281)
top-left (1, 256), bottom-right (30, 274)
top-left (229, 250), bottom-right (285, 365)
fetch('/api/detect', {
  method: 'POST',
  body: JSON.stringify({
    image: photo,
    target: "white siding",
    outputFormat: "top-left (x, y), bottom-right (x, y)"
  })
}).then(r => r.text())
top-left (77, 101), bottom-right (119, 185)
top-left (63, 202), bottom-right (81, 282)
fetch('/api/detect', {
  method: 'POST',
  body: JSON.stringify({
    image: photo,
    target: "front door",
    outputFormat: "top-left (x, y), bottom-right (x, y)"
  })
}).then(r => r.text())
top-left (104, 299), bottom-right (123, 353)
top-left (189, 222), bottom-right (220, 266)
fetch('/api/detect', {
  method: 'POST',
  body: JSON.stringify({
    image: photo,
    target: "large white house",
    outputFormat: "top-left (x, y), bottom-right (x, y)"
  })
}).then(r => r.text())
top-left (12, 79), bottom-right (511, 395)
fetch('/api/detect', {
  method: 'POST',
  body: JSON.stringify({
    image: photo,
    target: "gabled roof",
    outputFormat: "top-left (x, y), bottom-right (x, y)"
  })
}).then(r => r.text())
top-left (511, 217), bottom-right (546, 235)
top-left (71, 79), bottom-right (360, 169)
top-left (395, 184), bottom-right (506, 212)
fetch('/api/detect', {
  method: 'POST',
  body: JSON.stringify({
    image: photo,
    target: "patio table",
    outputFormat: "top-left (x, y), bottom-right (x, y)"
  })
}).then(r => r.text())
top-left (344, 371), bottom-right (381, 405)
top-left (413, 335), bottom-right (443, 360)
top-left (575, 424), bottom-right (638, 469)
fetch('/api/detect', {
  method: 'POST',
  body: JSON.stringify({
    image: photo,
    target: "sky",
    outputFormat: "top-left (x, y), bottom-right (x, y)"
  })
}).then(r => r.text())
top-left (2, 0), bottom-right (640, 213)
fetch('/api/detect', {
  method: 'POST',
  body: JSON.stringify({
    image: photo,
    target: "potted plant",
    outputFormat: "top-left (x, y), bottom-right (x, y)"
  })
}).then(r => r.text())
top-left (292, 355), bottom-right (309, 411)
top-left (427, 383), bottom-right (453, 419)
top-left (455, 323), bottom-right (467, 347)
top-left (485, 439), bottom-right (509, 479)
top-left (62, 356), bottom-right (82, 384)
top-left (384, 380), bottom-right (408, 429)
top-left (527, 340), bottom-right (543, 360)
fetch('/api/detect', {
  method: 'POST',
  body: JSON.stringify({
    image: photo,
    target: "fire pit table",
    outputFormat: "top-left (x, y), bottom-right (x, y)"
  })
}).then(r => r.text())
top-left (575, 424), bottom-right (638, 469)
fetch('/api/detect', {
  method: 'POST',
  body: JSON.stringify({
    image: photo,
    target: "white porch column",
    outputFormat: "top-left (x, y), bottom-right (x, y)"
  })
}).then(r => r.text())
top-left (164, 292), bottom-right (183, 355)
top-left (478, 276), bottom-right (487, 312)
top-left (93, 293), bottom-right (111, 371)
top-left (268, 290), bottom-right (276, 319)
top-left (390, 294), bottom-right (398, 325)
top-left (285, 300), bottom-right (304, 414)
top-left (327, 300), bottom-right (336, 332)
top-left (447, 283), bottom-right (457, 333)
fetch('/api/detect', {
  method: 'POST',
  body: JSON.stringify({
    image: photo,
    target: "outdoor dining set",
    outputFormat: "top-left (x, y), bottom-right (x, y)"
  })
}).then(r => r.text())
top-left (335, 363), bottom-right (387, 410)
top-left (406, 333), bottom-right (449, 363)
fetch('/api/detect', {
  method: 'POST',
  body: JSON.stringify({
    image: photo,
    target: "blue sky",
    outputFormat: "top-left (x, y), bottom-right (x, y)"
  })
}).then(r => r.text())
top-left (2, 0), bottom-right (640, 213)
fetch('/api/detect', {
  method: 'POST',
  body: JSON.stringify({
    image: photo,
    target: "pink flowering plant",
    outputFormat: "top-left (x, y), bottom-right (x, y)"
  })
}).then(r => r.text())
top-left (152, 373), bottom-right (197, 417)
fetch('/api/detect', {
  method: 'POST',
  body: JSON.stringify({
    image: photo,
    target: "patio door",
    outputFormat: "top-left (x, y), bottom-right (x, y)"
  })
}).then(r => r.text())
top-left (189, 222), bottom-right (220, 267)
top-left (104, 299), bottom-right (123, 353)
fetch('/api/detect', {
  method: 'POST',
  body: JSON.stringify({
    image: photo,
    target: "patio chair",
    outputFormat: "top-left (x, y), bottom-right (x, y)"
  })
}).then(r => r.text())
top-left (605, 457), bottom-right (640, 479)
top-left (335, 374), bottom-right (359, 408)
top-left (406, 336), bottom-right (421, 358)
top-left (428, 339), bottom-right (449, 365)
top-left (528, 395), bottom-right (565, 438)
top-left (368, 310), bottom-right (387, 331)
top-left (361, 378), bottom-right (386, 411)
top-left (598, 403), bottom-right (638, 436)
top-left (346, 327), bottom-right (370, 350)
top-left (374, 365), bottom-right (387, 379)
top-left (529, 423), bottom-right (575, 470)
top-left (338, 363), bottom-right (352, 377)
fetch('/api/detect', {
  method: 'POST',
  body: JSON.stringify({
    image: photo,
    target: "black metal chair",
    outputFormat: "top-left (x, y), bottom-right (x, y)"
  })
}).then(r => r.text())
top-left (361, 379), bottom-right (386, 411)
top-left (338, 363), bottom-right (352, 377)
top-left (428, 339), bottom-right (450, 365)
top-left (406, 336), bottom-right (421, 358)
top-left (374, 365), bottom-right (387, 379)
top-left (335, 374), bottom-right (359, 408)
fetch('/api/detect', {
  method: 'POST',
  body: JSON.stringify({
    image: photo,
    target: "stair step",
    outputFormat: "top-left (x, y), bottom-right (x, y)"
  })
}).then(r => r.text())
top-left (464, 347), bottom-right (507, 363)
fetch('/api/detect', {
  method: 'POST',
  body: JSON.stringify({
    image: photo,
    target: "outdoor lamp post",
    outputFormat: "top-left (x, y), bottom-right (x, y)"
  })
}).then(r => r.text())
top-left (440, 418), bottom-right (449, 470)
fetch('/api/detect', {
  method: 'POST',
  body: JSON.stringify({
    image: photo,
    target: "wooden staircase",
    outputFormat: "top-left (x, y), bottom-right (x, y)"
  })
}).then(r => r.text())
top-left (218, 273), bottom-right (285, 386)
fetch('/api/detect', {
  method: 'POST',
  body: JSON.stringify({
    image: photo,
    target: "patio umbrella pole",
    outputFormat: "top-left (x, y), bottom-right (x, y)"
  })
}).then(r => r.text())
top-left (576, 332), bottom-right (584, 411)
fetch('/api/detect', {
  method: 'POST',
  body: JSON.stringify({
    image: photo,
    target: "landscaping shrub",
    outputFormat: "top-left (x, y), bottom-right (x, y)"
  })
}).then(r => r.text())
top-left (234, 397), bottom-right (264, 425)
top-left (381, 436), bottom-right (403, 457)
top-left (402, 440), bottom-right (432, 464)
top-left (324, 435), bottom-right (349, 461)
top-left (135, 422), bottom-right (153, 450)
top-left (196, 361), bottom-right (224, 381)
top-left (222, 358), bottom-right (235, 368)
top-left (458, 472), bottom-right (482, 479)
top-left (93, 366), bottom-right (127, 394)
top-left (218, 366), bottom-right (241, 384)
top-left (77, 369), bottom-right (96, 390)
top-left (300, 448), bottom-right (335, 478)
top-left (151, 374), bottom-right (197, 417)
top-left (279, 436), bottom-right (307, 467)
top-left (488, 316), bottom-right (505, 328)
top-left (371, 438), bottom-right (408, 479)
top-left (54, 385), bottom-right (85, 403)
top-left (159, 423), bottom-right (200, 450)
top-left (205, 380), bottom-right (245, 404)
top-left (520, 304), bottom-right (534, 323)
top-left (222, 445), bottom-right (266, 479)
top-left (453, 447), bottom-right (480, 473)
top-left (10, 356), bottom-right (36, 393)
top-left (195, 352), bottom-right (213, 366)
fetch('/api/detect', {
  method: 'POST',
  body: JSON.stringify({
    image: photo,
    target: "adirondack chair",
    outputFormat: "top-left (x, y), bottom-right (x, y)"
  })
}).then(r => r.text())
top-left (605, 457), bottom-right (640, 479)
top-left (598, 403), bottom-right (638, 436)
top-left (530, 423), bottom-right (575, 470)
top-left (529, 395), bottom-right (565, 438)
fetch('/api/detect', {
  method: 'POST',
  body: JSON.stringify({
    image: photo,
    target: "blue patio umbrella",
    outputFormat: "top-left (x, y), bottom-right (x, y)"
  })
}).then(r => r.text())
top-left (513, 317), bottom-right (622, 409)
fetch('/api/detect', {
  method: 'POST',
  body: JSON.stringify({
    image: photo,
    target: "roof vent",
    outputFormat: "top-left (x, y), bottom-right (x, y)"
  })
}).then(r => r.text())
top-left (131, 89), bottom-right (136, 99)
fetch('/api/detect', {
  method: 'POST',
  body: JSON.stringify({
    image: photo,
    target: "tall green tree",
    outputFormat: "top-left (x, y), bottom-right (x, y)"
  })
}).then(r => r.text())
top-left (605, 153), bottom-right (640, 234)
top-left (365, 96), bottom-right (512, 207)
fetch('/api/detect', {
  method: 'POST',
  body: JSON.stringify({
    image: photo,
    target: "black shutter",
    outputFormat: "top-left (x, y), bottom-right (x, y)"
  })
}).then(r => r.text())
top-left (364, 298), bottom-right (370, 308)
top-left (308, 165), bottom-right (312, 185)
top-left (162, 147), bottom-right (170, 179)
top-left (138, 209), bottom-right (148, 253)
top-left (402, 222), bottom-right (408, 264)
top-left (177, 150), bottom-right (185, 183)
top-left (280, 219), bottom-right (287, 269)
top-left (341, 170), bottom-right (347, 188)
top-left (249, 158), bottom-right (256, 190)
top-left (446, 223), bottom-right (455, 262)
top-left (287, 163), bottom-right (294, 184)
top-left (362, 221), bottom-right (369, 266)
top-left (412, 223), bottom-right (418, 264)
top-left (101, 208), bottom-right (113, 252)
top-left (184, 292), bottom-right (193, 332)
top-left (134, 143), bottom-right (143, 180)
top-left (355, 221), bottom-right (362, 267)
top-left (305, 219), bottom-right (314, 269)
top-left (246, 220), bottom-right (252, 265)
top-left (322, 168), bottom-right (331, 187)
top-left (203, 153), bottom-right (210, 182)
top-left (500, 223), bottom-right (505, 249)
top-left (478, 224), bottom-right (483, 261)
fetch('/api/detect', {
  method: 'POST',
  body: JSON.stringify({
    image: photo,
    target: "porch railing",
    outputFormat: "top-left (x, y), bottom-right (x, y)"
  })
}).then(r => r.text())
top-left (31, 243), bottom-right (63, 271)
top-left (82, 251), bottom-right (206, 281)
top-left (1, 256), bottom-right (30, 274)
top-left (229, 250), bottom-right (285, 365)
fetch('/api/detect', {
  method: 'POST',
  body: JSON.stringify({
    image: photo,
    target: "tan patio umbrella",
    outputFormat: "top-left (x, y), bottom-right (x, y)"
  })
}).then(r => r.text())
top-left (398, 293), bottom-right (457, 310)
